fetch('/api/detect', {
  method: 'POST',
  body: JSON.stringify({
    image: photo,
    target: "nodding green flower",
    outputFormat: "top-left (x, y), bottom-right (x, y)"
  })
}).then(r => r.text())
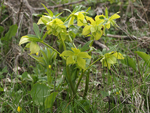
top-left (17, 106), bottom-right (22, 112)
top-left (60, 47), bottom-right (91, 69)
top-left (100, 51), bottom-right (124, 69)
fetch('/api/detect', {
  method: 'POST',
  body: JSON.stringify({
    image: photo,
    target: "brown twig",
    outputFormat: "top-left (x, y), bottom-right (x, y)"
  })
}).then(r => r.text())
top-left (33, 0), bottom-right (85, 11)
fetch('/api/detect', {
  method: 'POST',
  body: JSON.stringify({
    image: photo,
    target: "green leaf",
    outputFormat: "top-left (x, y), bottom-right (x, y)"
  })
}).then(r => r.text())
top-left (0, 87), bottom-right (4, 91)
top-left (86, 7), bottom-right (91, 12)
top-left (30, 83), bottom-right (50, 106)
top-left (60, 50), bottom-right (74, 57)
top-left (121, 56), bottom-right (137, 70)
top-left (105, 7), bottom-right (108, 18)
top-left (0, 26), bottom-right (4, 34)
top-left (68, 16), bottom-right (75, 26)
top-left (94, 32), bottom-right (102, 40)
top-left (37, 15), bottom-right (52, 25)
top-left (1, 24), bottom-right (18, 41)
top-left (109, 13), bottom-right (120, 21)
top-left (64, 9), bottom-right (72, 13)
top-left (80, 40), bottom-right (93, 52)
top-left (30, 55), bottom-right (45, 66)
top-left (44, 92), bottom-right (58, 109)
top-left (33, 23), bottom-right (40, 38)
top-left (67, 56), bottom-right (75, 65)
top-left (82, 25), bottom-right (91, 36)
top-left (77, 57), bottom-right (86, 69)
top-left (77, 12), bottom-right (84, 26)
top-left (135, 51), bottom-right (150, 67)
top-left (42, 4), bottom-right (53, 17)
top-left (78, 52), bottom-right (91, 59)
top-left (19, 35), bottom-right (42, 45)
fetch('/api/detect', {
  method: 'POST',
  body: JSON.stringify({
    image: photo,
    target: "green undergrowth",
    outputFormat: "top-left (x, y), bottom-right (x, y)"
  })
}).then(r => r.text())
top-left (0, 1), bottom-right (150, 113)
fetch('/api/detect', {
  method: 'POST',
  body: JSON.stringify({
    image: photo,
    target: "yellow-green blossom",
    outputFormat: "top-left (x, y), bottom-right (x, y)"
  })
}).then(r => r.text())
top-left (60, 47), bottom-right (91, 69)
top-left (100, 51), bottom-right (124, 69)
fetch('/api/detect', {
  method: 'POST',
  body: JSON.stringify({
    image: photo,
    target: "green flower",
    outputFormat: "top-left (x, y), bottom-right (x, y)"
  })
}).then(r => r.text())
top-left (60, 47), bottom-right (91, 69)
top-left (100, 51), bottom-right (124, 69)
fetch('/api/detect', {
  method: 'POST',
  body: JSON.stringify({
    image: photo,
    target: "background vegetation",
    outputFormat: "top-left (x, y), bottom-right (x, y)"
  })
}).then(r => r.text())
top-left (0, 0), bottom-right (150, 112)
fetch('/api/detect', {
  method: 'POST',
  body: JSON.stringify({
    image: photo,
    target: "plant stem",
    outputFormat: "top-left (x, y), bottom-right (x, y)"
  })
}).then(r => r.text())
top-left (83, 70), bottom-right (90, 99)
top-left (60, 35), bottom-right (66, 50)
top-left (40, 41), bottom-right (60, 55)
top-left (85, 56), bottom-right (103, 72)
top-left (66, 66), bottom-right (76, 96)
top-left (75, 70), bottom-right (84, 91)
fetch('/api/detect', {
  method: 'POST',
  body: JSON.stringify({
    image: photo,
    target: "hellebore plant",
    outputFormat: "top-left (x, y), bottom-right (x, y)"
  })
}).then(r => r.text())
top-left (19, 4), bottom-right (124, 110)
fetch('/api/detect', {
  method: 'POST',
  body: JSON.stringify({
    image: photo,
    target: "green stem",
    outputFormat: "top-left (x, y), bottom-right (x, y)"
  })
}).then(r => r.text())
top-left (89, 40), bottom-right (94, 47)
top-left (59, 35), bottom-right (66, 51)
top-left (75, 70), bottom-right (84, 92)
top-left (84, 56), bottom-right (103, 72)
top-left (66, 66), bottom-right (76, 96)
top-left (73, 43), bottom-right (77, 48)
top-left (40, 41), bottom-right (60, 55)
top-left (83, 70), bottom-right (90, 99)
top-left (47, 67), bottom-right (52, 85)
